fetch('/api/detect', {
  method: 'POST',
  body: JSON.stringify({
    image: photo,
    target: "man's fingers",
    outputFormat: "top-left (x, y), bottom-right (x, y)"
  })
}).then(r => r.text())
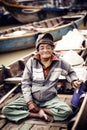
top-left (73, 80), bottom-right (83, 89)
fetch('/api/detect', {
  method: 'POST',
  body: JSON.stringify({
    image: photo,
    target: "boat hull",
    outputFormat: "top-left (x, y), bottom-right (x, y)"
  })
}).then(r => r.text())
top-left (0, 24), bottom-right (79, 53)
top-left (0, 35), bottom-right (37, 53)
top-left (4, 6), bottom-right (42, 23)
top-left (1, 0), bottom-right (69, 23)
top-left (0, 13), bottom-right (86, 53)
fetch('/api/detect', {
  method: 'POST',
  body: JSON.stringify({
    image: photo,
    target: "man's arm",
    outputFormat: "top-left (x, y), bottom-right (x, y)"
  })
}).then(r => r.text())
top-left (61, 59), bottom-right (83, 89)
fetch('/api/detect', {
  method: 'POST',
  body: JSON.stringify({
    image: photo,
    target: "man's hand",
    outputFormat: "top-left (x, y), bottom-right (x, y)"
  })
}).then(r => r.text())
top-left (27, 100), bottom-right (40, 113)
top-left (72, 80), bottom-right (83, 89)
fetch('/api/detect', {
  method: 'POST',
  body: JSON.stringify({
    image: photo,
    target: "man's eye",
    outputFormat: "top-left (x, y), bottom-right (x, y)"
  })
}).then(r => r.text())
top-left (39, 46), bottom-right (51, 50)
top-left (40, 47), bottom-right (44, 50)
top-left (47, 47), bottom-right (51, 49)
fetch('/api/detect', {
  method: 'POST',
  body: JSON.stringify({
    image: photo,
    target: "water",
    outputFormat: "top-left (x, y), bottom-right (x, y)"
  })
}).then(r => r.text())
top-left (0, 24), bottom-right (35, 67)
top-left (0, 48), bottom-right (35, 67)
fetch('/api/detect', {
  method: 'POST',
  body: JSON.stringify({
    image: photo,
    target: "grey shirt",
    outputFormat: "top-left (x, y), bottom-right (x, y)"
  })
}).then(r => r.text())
top-left (21, 53), bottom-right (78, 103)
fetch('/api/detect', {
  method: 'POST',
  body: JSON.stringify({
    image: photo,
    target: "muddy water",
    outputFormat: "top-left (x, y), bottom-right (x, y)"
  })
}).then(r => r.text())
top-left (0, 24), bottom-right (36, 67)
top-left (0, 48), bottom-right (35, 67)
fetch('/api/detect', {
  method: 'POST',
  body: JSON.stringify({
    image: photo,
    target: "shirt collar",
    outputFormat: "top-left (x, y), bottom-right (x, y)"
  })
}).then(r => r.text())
top-left (33, 53), bottom-right (59, 61)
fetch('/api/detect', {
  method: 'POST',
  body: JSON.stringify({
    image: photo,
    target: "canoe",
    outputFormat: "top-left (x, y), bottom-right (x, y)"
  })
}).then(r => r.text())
top-left (0, 50), bottom-right (87, 130)
top-left (0, 0), bottom-right (70, 23)
top-left (0, 12), bottom-right (86, 53)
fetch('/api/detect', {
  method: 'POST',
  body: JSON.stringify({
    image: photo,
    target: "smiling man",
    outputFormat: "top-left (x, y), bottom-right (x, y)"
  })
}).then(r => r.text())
top-left (2, 33), bottom-right (82, 123)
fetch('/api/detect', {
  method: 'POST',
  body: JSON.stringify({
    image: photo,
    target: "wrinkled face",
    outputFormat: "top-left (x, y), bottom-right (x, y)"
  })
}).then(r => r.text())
top-left (38, 44), bottom-right (54, 61)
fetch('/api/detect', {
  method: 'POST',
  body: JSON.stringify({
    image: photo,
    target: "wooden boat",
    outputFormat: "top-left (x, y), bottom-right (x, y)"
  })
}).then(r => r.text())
top-left (0, 50), bottom-right (87, 130)
top-left (0, 12), bottom-right (86, 53)
top-left (0, 6), bottom-right (21, 26)
top-left (0, 0), bottom-right (69, 23)
top-left (0, 0), bottom-right (44, 23)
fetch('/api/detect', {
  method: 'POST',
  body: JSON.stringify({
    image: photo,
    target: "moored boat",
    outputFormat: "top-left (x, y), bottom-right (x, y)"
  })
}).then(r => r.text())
top-left (0, 6), bottom-right (21, 26)
top-left (0, 0), bottom-right (70, 23)
top-left (0, 0), bottom-right (44, 23)
top-left (0, 12), bottom-right (86, 53)
top-left (0, 49), bottom-right (87, 130)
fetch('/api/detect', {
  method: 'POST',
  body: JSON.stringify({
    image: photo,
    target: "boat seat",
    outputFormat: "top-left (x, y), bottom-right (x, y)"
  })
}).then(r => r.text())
top-left (46, 20), bottom-right (53, 27)
top-left (51, 18), bottom-right (59, 26)
top-left (4, 77), bottom-right (22, 84)
top-left (40, 21), bottom-right (47, 28)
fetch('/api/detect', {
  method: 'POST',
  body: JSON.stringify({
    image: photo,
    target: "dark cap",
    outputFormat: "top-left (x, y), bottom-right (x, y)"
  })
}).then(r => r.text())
top-left (36, 33), bottom-right (54, 51)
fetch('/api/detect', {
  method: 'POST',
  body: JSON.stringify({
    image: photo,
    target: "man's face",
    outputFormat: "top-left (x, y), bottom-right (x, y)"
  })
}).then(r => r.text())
top-left (38, 44), bottom-right (54, 60)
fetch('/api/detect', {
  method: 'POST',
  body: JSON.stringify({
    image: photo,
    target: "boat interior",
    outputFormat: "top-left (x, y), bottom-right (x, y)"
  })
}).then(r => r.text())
top-left (0, 49), bottom-right (87, 129)
top-left (0, 16), bottom-right (81, 38)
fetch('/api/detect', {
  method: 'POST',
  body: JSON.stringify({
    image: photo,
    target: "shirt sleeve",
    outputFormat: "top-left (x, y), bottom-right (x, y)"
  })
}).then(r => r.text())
top-left (61, 59), bottom-right (79, 83)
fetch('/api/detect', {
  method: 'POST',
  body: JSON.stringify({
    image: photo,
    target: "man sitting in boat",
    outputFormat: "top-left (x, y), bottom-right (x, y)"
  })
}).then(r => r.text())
top-left (2, 33), bottom-right (82, 123)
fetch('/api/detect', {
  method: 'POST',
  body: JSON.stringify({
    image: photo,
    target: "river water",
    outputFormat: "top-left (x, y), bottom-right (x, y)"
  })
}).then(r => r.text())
top-left (0, 23), bottom-right (86, 67)
top-left (0, 48), bottom-right (35, 67)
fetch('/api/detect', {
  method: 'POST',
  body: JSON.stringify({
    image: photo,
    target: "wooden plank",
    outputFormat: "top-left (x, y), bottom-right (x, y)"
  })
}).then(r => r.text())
top-left (71, 93), bottom-right (87, 130)
top-left (58, 94), bottom-right (72, 106)
top-left (1, 122), bottom-right (23, 130)
top-left (0, 119), bottom-right (7, 129)
top-left (4, 77), bottom-right (22, 84)
top-left (58, 94), bottom-right (72, 100)
top-left (50, 126), bottom-right (60, 130)
top-left (0, 84), bottom-right (4, 89)
top-left (25, 119), bottom-right (67, 128)
top-left (0, 92), bottom-right (22, 109)
top-left (19, 123), bottom-right (33, 130)
top-left (30, 124), bottom-right (50, 130)
top-left (0, 83), bottom-right (21, 104)
top-left (0, 113), bottom-right (6, 119)
top-left (59, 128), bottom-right (68, 130)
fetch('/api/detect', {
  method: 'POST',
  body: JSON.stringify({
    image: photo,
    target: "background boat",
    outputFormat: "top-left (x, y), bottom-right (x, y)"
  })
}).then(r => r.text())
top-left (0, 0), bottom-right (70, 23)
top-left (70, 1), bottom-right (87, 13)
top-left (0, 12), bottom-right (86, 53)
top-left (0, 6), bottom-right (21, 26)
top-left (1, 0), bottom-right (44, 23)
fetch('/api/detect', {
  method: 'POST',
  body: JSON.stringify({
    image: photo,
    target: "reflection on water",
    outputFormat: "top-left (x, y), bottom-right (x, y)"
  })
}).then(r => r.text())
top-left (0, 48), bottom-right (35, 66)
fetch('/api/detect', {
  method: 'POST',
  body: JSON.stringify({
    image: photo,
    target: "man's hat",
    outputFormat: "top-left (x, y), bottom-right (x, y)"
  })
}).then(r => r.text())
top-left (36, 33), bottom-right (54, 50)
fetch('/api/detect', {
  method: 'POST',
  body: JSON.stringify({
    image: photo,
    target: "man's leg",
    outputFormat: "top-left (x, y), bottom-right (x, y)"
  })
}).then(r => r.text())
top-left (2, 96), bottom-right (29, 122)
top-left (2, 96), bottom-right (53, 122)
top-left (35, 96), bottom-right (73, 121)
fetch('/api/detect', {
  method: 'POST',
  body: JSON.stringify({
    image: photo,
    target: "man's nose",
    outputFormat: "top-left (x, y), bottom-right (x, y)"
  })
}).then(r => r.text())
top-left (43, 48), bottom-right (48, 51)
